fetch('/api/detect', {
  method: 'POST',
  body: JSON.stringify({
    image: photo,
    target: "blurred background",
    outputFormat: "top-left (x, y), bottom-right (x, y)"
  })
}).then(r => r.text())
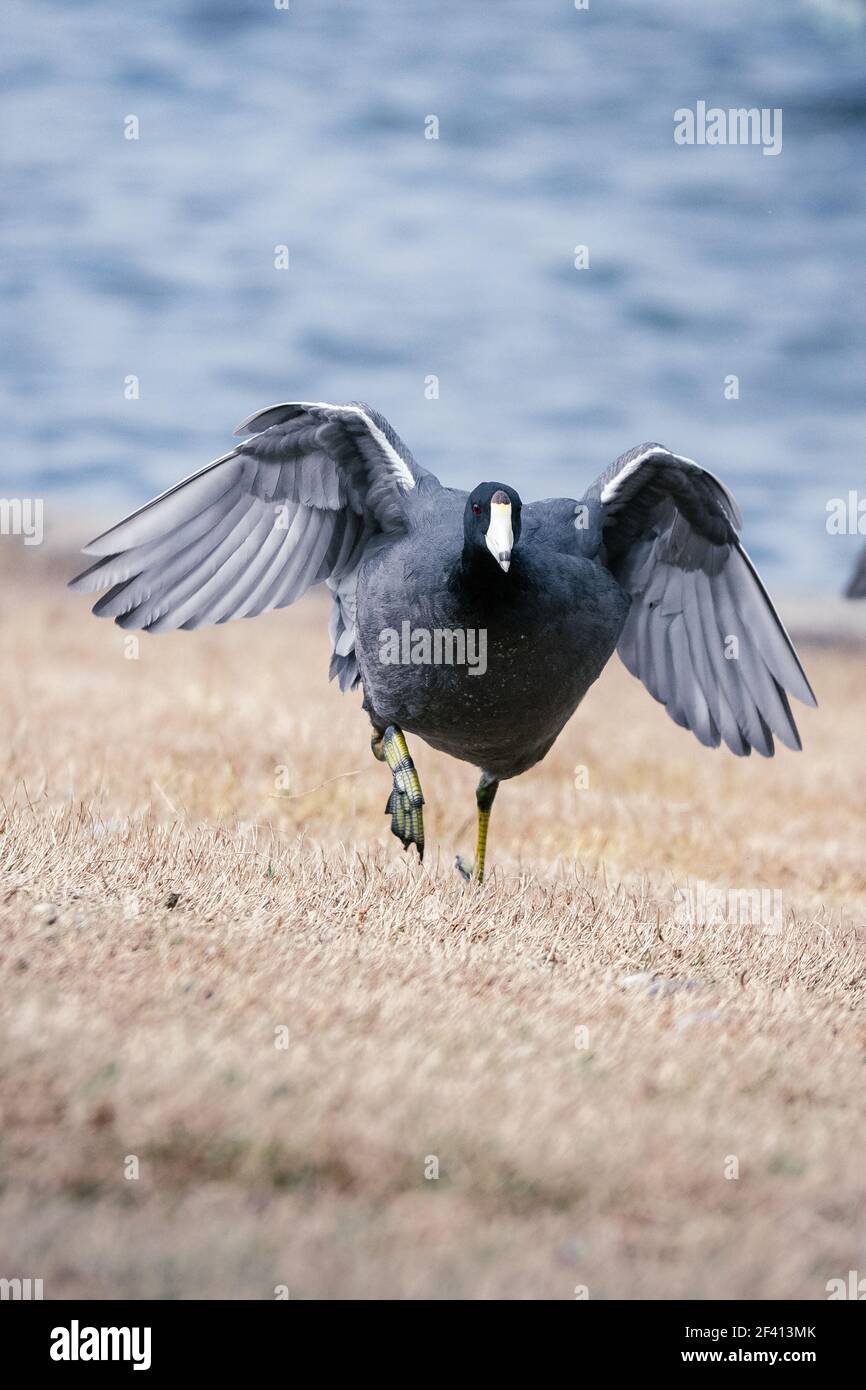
top-left (2, 0), bottom-right (865, 592)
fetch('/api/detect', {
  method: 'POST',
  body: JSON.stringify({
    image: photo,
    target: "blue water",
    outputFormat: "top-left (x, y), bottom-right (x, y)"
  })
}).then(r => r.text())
top-left (2, 0), bottom-right (865, 591)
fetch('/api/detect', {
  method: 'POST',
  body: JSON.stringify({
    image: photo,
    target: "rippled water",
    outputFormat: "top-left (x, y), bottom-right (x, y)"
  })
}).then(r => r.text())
top-left (2, 0), bottom-right (865, 590)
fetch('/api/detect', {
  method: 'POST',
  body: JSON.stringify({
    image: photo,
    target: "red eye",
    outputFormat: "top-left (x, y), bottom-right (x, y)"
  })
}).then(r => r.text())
top-left (472, 503), bottom-right (482, 516)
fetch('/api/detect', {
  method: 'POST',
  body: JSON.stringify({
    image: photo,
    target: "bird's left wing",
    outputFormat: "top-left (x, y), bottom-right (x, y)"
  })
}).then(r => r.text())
top-left (581, 443), bottom-right (816, 756)
top-left (69, 401), bottom-right (428, 639)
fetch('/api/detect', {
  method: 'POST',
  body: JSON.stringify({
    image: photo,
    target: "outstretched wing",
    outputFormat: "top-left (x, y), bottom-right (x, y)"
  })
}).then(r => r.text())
top-left (70, 401), bottom-right (430, 688)
top-left (582, 443), bottom-right (816, 756)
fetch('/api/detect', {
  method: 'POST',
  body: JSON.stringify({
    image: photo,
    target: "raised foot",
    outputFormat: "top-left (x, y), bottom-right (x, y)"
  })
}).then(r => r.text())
top-left (382, 726), bottom-right (425, 860)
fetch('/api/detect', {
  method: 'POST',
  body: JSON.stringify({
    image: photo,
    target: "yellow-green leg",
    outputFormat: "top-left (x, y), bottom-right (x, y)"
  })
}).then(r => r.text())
top-left (456, 774), bottom-right (499, 883)
top-left (372, 724), bottom-right (425, 860)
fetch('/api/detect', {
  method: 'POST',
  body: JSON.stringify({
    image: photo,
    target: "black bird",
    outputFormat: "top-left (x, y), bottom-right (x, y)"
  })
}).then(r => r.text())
top-left (70, 401), bottom-right (817, 880)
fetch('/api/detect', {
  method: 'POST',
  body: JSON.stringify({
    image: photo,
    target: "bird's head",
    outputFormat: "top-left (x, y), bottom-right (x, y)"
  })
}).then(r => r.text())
top-left (464, 483), bottom-right (522, 573)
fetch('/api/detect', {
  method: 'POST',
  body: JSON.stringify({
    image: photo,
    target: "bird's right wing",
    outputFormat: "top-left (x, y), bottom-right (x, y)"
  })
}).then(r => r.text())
top-left (69, 403), bottom-right (430, 688)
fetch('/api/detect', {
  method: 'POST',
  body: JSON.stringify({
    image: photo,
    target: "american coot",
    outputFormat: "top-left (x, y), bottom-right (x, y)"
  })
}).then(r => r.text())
top-left (70, 401), bottom-right (817, 881)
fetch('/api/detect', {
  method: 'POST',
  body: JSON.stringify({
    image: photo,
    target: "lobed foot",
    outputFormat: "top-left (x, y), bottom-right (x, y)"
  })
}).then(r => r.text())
top-left (381, 725), bottom-right (425, 860)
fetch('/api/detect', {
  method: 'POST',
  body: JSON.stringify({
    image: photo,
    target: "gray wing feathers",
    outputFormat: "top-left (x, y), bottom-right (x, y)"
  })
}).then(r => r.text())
top-left (81, 455), bottom-right (245, 558)
top-left (70, 403), bottom-right (422, 681)
top-left (327, 565), bottom-right (363, 692)
top-left (593, 445), bottom-right (816, 757)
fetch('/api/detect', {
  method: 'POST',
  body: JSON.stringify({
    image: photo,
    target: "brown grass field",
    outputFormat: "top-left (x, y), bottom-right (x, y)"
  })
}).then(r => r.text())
top-left (1, 541), bottom-right (865, 1300)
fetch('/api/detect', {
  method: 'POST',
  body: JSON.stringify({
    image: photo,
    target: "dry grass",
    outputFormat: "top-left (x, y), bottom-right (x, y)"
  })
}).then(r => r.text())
top-left (1, 542), bottom-right (865, 1299)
